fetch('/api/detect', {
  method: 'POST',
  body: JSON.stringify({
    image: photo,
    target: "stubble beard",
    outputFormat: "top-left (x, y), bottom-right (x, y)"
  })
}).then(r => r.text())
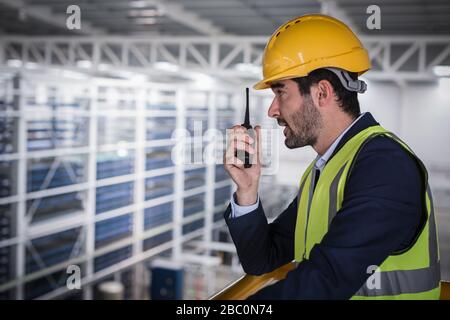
top-left (283, 95), bottom-right (323, 149)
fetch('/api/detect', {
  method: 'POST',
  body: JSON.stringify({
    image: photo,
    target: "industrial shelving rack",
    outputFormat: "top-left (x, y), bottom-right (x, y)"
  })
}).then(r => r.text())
top-left (0, 70), bottom-right (240, 300)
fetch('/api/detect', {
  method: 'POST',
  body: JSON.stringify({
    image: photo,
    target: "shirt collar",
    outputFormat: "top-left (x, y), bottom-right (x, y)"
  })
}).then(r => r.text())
top-left (314, 112), bottom-right (366, 171)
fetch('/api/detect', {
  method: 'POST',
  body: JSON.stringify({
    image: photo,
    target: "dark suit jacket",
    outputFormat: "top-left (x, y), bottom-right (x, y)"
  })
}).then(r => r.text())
top-left (224, 112), bottom-right (425, 299)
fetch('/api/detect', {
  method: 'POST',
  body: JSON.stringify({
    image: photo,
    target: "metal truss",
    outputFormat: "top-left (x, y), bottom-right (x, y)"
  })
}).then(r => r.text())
top-left (1, 36), bottom-right (450, 82)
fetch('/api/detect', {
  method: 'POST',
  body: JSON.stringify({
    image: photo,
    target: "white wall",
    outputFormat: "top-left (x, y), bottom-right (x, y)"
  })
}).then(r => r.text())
top-left (401, 79), bottom-right (450, 169)
top-left (274, 79), bottom-right (450, 186)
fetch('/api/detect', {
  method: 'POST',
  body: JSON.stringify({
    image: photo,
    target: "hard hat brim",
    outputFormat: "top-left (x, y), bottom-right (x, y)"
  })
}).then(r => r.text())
top-left (253, 47), bottom-right (371, 90)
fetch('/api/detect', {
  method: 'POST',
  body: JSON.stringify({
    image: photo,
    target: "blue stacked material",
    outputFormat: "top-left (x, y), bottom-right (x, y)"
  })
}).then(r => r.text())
top-left (183, 193), bottom-right (205, 217)
top-left (95, 214), bottom-right (133, 248)
top-left (0, 116), bottom-right (16, 154)
top-left (182, 219), bottom-right (204, 235)
top-left (0, 161), bottom-right (13, 198)
top-left (184, 167), bottom-right (206, 190)
top-left (29, 100), bottom-right (85, 111)
top-left (27, 117), bottom-right (87, 151)
top-left (143, 231), bottom-right (172, 251)
top-left (214, 185), bottom-right (232, 206)
top-left (145, 146), bottom-right (173, 170)
top-left (186, 104), bottom-right (208, 111)
top-left (27, 160), bottom-right (84, 192)
top-left (26, 228), bottom-right (81, 274)
top-left (0, 289), bottom-right (14, 300)
top-left (96, 182), bottom-right (134, 214)
top-left (0, 244), bottom-right (11, 285)
top-left (24, 269), bottom-right (68, 300)
top-left (0, 99), bottom-right (14, 112)
top-left (186, 116), bottom-right (208, 136)
top-left (27, 191), bottom-right (84, 223)
top-left (146, 103), bottom-right (176, 110)
top-left (146, 117), bottom-right (176, 140)
top-left (150, 265), bottom-right (184, 300)
top-left (213, 210), bottom-right (223, 223)
top-left (144, 174), bottom-right (173, 200)
top-left (94, 245), bottom-right (132, 272)
top-left (144, 202), bottom-right (173, 230)
top-left (97, 155), bottom-right (134, 180)
top-left (214, 164), bottom-right (229, 182)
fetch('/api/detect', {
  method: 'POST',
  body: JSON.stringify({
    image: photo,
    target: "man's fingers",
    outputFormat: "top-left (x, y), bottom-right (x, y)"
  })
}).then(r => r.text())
top-left (224, 150), bottom-right (245, 167)
top-left (224, 124), bottom-right (260, 168)
top-left (228, 126), bottom-right (255, 143)
top-left (226, 139), bottom-right (256, 156)
top-left (254, 125), bottom-right (262, 166)
top-left (228, 131), bottom-right (254, 145)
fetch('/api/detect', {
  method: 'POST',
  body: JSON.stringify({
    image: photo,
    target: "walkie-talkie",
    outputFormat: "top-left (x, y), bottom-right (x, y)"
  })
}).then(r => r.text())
top-left (235, 87), bottom-right (255, 168)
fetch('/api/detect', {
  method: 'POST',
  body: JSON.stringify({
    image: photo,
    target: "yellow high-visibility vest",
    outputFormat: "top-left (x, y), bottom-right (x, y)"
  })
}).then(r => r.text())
top-left (294, 125), bottom-right (441, 299)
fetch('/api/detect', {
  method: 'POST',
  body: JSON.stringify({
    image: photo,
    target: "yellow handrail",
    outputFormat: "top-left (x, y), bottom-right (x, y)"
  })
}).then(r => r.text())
top-left (210, 262), bottom-right (450, 300)
top-left (441, 282), bottom-right (450, 300)
top-left (210, 262), bottom-right (296, 300)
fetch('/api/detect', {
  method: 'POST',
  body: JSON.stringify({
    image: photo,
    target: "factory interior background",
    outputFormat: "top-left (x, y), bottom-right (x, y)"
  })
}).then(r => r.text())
top-left (0, 0), bottom-right (449, 300)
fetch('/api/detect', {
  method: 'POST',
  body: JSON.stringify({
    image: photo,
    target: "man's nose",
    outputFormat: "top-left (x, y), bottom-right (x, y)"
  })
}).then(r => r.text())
top-left (268, 98), bottom-right (280, 118)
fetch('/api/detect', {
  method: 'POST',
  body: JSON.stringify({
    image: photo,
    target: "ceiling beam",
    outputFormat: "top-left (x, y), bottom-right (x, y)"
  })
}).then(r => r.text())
top-left (235, 0), bottom-right (280, 30)
top-left (0, 0), bottom-right (105, 35)
top-left (148, 0), bottom-right (226, 36)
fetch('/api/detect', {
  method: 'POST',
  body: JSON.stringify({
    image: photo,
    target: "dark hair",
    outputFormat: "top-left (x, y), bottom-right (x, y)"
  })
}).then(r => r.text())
top-left (293, 68), bottom-right (361, 118)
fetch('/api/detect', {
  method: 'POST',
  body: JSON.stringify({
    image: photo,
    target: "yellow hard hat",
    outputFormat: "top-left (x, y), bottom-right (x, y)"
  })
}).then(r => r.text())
top-left (254, 14), bottom-right (371, 90)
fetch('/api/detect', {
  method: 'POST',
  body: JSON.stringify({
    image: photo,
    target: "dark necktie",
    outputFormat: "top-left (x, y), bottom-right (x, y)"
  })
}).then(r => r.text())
top-left (312, 168), bottom-right (321, 192)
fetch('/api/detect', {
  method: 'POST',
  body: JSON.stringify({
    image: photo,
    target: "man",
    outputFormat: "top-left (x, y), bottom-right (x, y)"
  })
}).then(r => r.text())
top-left (223, 14), bottom-right (440, 299)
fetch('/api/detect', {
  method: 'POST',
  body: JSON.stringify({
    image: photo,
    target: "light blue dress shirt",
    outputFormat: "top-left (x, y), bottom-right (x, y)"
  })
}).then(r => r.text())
top-left (229, 113), bottom-right (366, 218)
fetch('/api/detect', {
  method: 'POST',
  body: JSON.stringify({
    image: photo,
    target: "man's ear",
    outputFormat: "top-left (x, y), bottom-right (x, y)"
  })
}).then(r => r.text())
top-left (314, 79), bottom-right (334, 108)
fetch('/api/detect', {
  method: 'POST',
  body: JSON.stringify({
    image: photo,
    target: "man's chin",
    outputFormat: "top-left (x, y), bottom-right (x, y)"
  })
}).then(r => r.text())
top-left (284, 139), bottom-right (299, 149)
top-left (284, 136), bottom-right (307, 149)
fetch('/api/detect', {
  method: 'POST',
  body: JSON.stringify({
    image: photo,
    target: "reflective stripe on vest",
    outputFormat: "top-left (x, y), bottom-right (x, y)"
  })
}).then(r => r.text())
top-left (294, 125), bottom-right (441, 299)
top-left (355, 262), bottom-right (441, 296)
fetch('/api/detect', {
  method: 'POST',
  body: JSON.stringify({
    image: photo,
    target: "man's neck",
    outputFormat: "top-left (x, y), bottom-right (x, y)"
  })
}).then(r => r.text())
top-left (313, 113), bottom-right (356, 156)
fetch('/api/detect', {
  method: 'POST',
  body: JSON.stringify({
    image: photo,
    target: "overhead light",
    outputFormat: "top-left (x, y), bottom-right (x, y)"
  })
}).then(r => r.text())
top-left (114, 69), bottom-right (148, 82)
top-left (25, 62), bottom-right (38, 69)
top-left (55, 69), bottom-right (89, 80)
top-left (128, 9), bottom-right (161, 17)
top-left (433, 65), bottom-right (450, 77)
top-left (190, 72), bottom-right (215, 89)
top-left (96, 63), bottom-right (148, 81)
top-left (6, 59), bottom-right (23, 68)
top-left (234, 63), bottom-right (261, 75)
top-left (76, 60), bottom-right (92, 69)
top-left (129, 1), bottom-right (149, 8)
top-left (134, 17), bottom-right (157, 25)
top-left (154, 61), bottom-right (179, 72)
top-left (98, 63), bottom-right (111, 72)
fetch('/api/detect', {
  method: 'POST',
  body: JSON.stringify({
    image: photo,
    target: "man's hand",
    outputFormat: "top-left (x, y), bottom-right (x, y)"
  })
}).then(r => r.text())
top-left (223, 125), bottom-right (262, 206)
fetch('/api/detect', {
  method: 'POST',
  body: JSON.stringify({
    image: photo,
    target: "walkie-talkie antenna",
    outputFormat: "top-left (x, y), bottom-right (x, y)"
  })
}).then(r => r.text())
top-left (243, 87), bottom-right (250, 128)
top-left (235, 87), bottom-right (254, 168)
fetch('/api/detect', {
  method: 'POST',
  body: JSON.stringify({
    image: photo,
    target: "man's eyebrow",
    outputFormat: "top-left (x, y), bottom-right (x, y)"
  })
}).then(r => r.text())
top-left (270, 82), bottom-right (285, 90)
